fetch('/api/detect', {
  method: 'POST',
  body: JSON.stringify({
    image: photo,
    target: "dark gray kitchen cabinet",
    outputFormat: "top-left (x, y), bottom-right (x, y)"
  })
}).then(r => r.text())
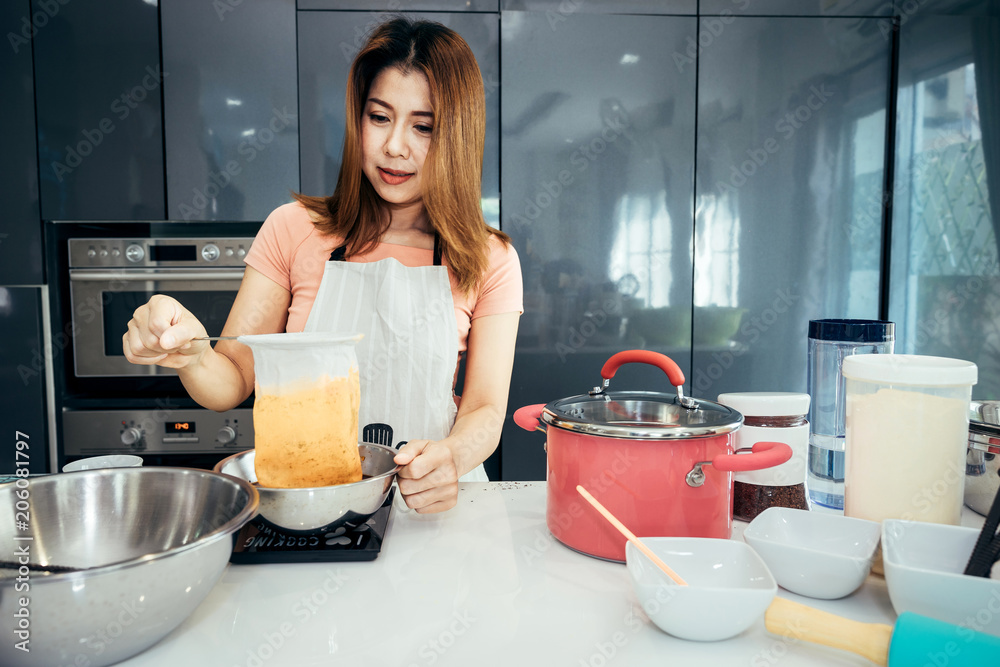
top-left (693, 17), bottom-right (891, 399)
top-left (297, 10), bottom-right (500, 227)
top-left (888, 2), bottom-right (1000, 399)
top-left (161, 0), bottom-right (299, 222)
top-left (32, 0), bottom-right (164, 221)
top-left (301, 0), bottom-right (498, 9)
top-left (1, 0), bottom-right (42, 284)
top-left (0, 287), bottom-right (50, 474)
top-left (501, 11), bottom-right (698, 480)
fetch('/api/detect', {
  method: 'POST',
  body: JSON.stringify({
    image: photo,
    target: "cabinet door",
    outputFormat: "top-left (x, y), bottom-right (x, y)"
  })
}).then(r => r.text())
top-left (694, 17), bottom-right (890, 397)
top-left (297, 11), bottom-right (500, 226)
top-left (1, 0), bottom-right (42, 283)
top-left (0, 287), bottom-right (50, 474)
top-left (161, 0), bottom-right (298, 222)
top-left (33, 0), bottom-right (164, 221)
top-left (888, 6), bottom-right (1000, 398)
top-left (502, 11), bottom-right (698, 480)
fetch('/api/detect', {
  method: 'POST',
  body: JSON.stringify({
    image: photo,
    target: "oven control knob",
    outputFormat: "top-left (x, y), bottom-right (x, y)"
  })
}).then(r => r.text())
top-left (217, 426), bottom-right (237, 445)
top-left (125, 244), bottom-right (145, 263)
top-left (202, 244), bottom-right (220, 262)
top-left (120, 427), bottom-right (144, 448)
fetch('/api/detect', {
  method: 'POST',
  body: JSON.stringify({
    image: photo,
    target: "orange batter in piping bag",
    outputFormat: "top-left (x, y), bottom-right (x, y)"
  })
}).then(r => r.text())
top-left (253, 369), bottom-right (362, 488)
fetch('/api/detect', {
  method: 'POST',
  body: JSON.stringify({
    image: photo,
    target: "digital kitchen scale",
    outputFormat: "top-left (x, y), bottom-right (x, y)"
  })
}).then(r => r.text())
top-left (230, 489), bottom-right (394, 564)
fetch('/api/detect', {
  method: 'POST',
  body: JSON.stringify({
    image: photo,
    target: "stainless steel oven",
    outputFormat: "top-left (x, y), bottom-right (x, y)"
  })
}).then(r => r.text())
top-left (52, 231), bottom-right (260, 468)
top-left (68, 237), bottom-right (248, 377)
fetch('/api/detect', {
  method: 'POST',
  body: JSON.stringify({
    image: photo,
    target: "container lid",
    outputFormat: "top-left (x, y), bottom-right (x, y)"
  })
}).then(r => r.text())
top-left (237, 332), bottom-right (363, 349)
top-left (842, 354), bottom-right (977, 386)
top-left (540, 391), bottom-right (743, 439)
top-left (808, 319), bottom-right (894, 343)
top-left (716, 392), bottom-right (811, 417)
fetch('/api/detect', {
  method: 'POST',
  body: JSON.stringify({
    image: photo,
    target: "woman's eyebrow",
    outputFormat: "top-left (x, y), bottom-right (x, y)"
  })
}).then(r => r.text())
top-left (368, 97), bottom-right (434, 118)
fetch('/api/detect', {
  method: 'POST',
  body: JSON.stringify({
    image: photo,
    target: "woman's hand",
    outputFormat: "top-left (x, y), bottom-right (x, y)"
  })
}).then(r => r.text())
top-left (393, 440), bottom-right (460, 513)
top-left (123, 294), bottom-right (210, 369)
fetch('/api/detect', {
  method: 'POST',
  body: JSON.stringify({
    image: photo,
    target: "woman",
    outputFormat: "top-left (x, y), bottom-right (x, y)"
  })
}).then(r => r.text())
top-left (123, 18), bottom-right (522, 513)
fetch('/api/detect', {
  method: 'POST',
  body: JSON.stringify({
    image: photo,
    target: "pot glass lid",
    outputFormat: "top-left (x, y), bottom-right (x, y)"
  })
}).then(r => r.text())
top-left (542, 391), bottom-right (743, 439)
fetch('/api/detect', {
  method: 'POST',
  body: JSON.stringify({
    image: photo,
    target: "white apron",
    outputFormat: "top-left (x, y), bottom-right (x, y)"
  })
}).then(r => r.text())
top-left (303, 238), bottom-right (488, 482)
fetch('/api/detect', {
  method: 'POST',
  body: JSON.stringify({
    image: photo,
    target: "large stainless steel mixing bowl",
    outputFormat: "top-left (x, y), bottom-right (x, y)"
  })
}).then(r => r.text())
top-left (0, 467), bottom-right (258, 667)
top-left (214, 443), bottom-right (399, 533)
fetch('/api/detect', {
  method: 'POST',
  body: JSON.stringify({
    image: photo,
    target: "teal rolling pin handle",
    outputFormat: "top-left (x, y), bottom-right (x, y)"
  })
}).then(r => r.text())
top-left (888, 612), bottom-right (1000, 666)
top-left (765, 597), bottom-right (1000, 666)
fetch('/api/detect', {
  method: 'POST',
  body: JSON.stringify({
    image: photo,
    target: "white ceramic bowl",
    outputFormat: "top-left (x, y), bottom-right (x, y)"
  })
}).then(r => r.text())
top-left (882, 519), bottom-right (1000, 637)
top-left (743, 507), bottom-right (880, 600)
top-left (625, 537), bottom-right (776, 642)
top-left (62, 454), bottom-right (144, 472)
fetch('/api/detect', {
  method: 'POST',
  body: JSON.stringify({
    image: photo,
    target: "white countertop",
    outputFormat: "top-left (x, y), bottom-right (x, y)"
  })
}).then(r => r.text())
top-left (118, 482), bottom-right (981, 666)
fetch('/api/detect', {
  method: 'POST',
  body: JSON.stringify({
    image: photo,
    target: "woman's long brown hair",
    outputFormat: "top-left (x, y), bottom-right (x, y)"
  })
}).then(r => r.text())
top-left (294, 17), bottom-right (510, 295)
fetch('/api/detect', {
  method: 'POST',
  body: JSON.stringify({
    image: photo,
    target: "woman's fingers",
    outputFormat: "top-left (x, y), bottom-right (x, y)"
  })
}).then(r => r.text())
top-left (122, 295), bottom-right (208, 367)
top-left (397, 479), bottom-right (459, 513)
top-left (394, 440), bottom-right (460, 513)
top-left (393, 439), bottom-right (428, 467)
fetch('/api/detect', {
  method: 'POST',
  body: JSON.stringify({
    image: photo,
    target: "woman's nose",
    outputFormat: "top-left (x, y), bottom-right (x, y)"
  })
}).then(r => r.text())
top-left (384, 124), bottom-right (408, 159)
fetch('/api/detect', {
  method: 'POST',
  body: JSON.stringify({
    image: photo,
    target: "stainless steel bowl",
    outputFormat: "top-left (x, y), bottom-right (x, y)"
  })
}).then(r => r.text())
top-left (214, 443), bottom-right (399, 533)
top-left (0, 467), bottom-right (258, 667)
top-left (965, 400), bottom-right (1000, 516)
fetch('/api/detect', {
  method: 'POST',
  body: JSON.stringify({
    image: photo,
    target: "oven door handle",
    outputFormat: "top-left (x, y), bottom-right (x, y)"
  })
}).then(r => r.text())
top-left (69, 270), bottom-right (246, 282)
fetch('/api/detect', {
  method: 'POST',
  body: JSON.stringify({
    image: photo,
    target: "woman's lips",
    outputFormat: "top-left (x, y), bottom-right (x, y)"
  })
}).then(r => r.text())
top-left (378, 167), bottom-right (413, 185)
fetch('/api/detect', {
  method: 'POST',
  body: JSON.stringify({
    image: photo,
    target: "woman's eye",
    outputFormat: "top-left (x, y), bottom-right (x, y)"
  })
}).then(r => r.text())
top-left (368, 113), bottom-right (389, 123)
top-left (415, 125), bottom-right (433, 135)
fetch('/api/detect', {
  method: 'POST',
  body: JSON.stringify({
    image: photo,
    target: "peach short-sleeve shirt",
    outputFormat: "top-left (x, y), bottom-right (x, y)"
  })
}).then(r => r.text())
top-left (244, 202), bottom-right (523, 354)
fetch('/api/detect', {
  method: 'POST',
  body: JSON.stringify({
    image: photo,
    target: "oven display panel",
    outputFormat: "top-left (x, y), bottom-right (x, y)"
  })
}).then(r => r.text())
top-left (149, 245), bottom-right (197, 262)
top-left (166, 421), bottom-right (196, 434)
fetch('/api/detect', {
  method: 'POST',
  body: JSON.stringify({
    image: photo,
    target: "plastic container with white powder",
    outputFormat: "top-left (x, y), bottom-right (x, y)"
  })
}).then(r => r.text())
top-left (842, 355), bottom-right (977, 531)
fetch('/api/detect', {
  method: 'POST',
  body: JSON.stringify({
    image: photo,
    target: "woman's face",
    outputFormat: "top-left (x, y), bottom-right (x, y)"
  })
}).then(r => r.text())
top-left (361, 67), bottom-right (434, 213)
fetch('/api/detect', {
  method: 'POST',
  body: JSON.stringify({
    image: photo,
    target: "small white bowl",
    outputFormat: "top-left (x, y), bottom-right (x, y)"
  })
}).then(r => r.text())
top-left (743, 507), bottom-right (880, 599)
top-left (62, 455), bottom-right (144, 472)
top-left (625, 537), bottom-right (776, 642)
top-left (882, 520), bottom-right (1000, 637)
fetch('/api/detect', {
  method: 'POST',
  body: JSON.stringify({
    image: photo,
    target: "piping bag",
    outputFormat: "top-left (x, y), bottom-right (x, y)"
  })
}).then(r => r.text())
top-left (766, 597), bottom-right (1000, 665)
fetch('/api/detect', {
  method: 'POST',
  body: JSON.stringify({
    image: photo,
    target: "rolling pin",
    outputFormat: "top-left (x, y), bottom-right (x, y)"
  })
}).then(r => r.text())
top-left (765, 597), bottom-right (1000, 666)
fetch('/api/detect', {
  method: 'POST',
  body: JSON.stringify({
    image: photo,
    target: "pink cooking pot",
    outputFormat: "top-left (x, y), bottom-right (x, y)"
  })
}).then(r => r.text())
top-left (513, 350), bottom-right (792, 562)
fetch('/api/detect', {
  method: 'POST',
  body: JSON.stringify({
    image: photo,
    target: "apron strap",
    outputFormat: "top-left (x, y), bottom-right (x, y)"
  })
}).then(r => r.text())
top-left (329, 234), bottom-right (442, 266)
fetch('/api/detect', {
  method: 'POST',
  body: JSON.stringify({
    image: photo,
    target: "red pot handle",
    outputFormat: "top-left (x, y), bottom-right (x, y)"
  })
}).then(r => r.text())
top-left (711, 441), bottom-right (792, 472)
top-left (513, 404), bottom-right (546, 433)
top-left (600, 350), bottom-right (686, 388)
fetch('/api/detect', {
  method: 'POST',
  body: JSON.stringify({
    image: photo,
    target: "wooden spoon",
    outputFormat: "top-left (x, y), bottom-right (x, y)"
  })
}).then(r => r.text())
top-left (576, 485), bottom-right (688, 586)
